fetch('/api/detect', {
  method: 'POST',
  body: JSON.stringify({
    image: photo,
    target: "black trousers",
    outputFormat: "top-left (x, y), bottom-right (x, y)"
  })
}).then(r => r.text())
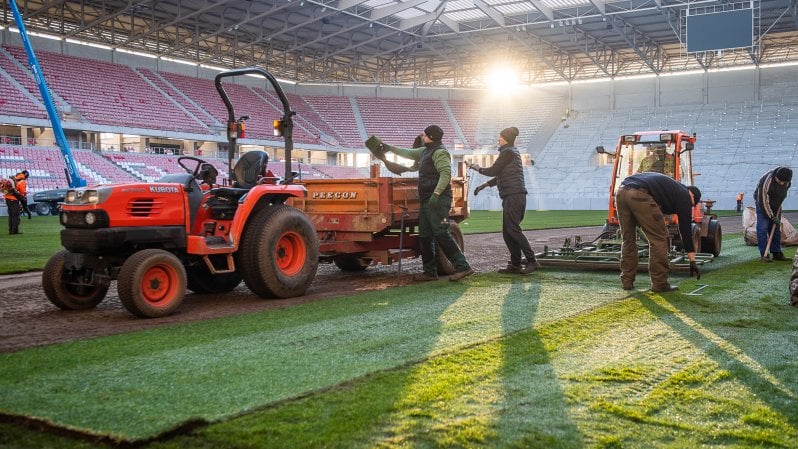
top-left (501, 193), bottom-right (536, 266)
top-left (6, 199), bottom-right (21, 234)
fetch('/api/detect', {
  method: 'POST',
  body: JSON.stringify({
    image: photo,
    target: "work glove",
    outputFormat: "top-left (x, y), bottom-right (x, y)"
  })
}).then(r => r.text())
top-left (474, 184), bottom-right (487, 196)
top-left (468, 163), bottom-right (481, 171)
top-left (428, 193), bottom-right (439, 208)
top-left (689, 261), bottom-right (701, 280)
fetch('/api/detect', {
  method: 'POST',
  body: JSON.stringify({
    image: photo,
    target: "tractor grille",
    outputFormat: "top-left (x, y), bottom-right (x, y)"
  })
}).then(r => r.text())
top-left (127, 198), bottom-right (163, 217)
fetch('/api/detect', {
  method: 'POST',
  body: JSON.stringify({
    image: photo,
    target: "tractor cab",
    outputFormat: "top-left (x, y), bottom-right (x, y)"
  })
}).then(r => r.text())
top-left (597, 130), bottom-right (703, 229)
top-left (533, 129), bottom-right (720, 271)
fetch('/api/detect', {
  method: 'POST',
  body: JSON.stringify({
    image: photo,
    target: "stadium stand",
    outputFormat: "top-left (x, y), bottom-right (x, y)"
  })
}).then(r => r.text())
top-left (446, 99), bottom-right (479, 149)
top-left (357, 96), bottom-right (458, 149)
top-left (0, 146), bottom-right (139, 191)
top-left (302, 95), bottom-right (363, 148)
top-left (135, 67), bottom-right (221, 129)
top-left (5, 47), bottom-right (208, 134)
top-left (2, 44), bottom-right (798, 211)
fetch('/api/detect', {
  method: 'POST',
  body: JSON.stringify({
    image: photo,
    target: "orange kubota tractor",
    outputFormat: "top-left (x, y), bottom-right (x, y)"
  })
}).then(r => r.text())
top-left (537, 130), bottom-right (721, 269)
top-left (43, 68), bottom-right (319, 318)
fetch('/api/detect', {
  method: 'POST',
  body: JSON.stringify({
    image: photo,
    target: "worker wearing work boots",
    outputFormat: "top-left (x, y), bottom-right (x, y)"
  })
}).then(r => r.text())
top-left (470, 126), bottom-right (540, 275)
top-left (364, 125), bottom-right (474, 282)
top-left (615, 172), bottom-right (702, 292)
top-left (754, 166), bottom-right (792, 262)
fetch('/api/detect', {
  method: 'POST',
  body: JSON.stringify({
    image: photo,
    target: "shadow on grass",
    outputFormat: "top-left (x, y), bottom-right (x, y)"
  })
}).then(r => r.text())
top-left (494, 280), bottom-right (584, 448)
top-left (638, 257), bottom-right (798, 440)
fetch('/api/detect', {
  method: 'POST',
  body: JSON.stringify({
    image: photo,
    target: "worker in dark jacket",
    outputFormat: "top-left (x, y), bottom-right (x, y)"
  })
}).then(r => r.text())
top-left (754, 166), bottom-right (792, 262)
top-left (365, 125), bottom-right (473, 282)
top-left (615, 172), bottom-right (701, 292)
top-left (470, 127), bottom-right (540, 274)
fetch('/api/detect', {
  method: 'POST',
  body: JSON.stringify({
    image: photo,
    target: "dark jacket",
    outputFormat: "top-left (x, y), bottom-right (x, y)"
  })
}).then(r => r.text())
top-left (620, 172), bottom-right (696, 253)
top-left (418, 142), bottom-right (452, 201)
top-left (477, 144), bottom-right (527, 199)
top-left (754, 169), bottom-right (791, 220)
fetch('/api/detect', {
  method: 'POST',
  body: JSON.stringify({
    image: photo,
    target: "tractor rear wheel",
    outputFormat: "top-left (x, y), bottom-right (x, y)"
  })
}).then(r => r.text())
top-left (436, 221), bottom-right (465, 275)
top-left (239, 204), bottom-right (318, 298)
top-left (118, 249), bottom-right (187, 318)
top-left (187, 257), bottom-right (242, 294)
top-left (701, 219), bottom-right (722, 256)
top-left (42, 250), bottom-right (108, 310)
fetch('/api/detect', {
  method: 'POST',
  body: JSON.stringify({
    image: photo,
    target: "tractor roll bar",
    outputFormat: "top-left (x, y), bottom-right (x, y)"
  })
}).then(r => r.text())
top-left (214, 67), bottom-right (295, 185)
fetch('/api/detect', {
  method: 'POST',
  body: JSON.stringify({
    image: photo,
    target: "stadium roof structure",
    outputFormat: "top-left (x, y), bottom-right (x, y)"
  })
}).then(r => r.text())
top-left (2, 0), bottom-right (797, 87)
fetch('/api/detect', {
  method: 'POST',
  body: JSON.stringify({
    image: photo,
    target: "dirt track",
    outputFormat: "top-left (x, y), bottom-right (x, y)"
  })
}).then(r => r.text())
top-left (0, 214), bottom-right (763, 353)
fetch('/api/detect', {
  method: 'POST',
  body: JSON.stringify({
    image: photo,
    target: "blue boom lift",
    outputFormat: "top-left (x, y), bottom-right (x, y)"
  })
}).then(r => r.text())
top-left (9, 0), bottom-right (86, 188)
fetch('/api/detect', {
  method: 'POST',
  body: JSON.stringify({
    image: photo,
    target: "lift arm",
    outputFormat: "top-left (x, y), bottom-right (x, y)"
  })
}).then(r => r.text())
top-left (9, 0), bottom-right (86, 188)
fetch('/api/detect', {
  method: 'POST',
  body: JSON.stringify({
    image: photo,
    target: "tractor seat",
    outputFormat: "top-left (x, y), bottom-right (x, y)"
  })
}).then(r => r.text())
top-left (231, 151), bottom-right (269, 189)
top-left (208, 187), bottom-right (250, 201)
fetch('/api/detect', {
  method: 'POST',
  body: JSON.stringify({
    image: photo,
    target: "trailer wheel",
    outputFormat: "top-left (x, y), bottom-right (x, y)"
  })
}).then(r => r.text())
top-left (333, 255), bottom-right (368, 272)
top-left (118, 249), bottom-right (187, 318)
top-left (701, 219), bottom-right (722, 257)
top-left (436, 221), bottom-right (465, 276)
top-left (42, 250), bottom-right (108, 310)
top-left (35, 202), bottom-right (51, 216)
top-left (187, 257), bottom-right (242, 293)
top-left (239, 204), bottom-right (319, 298)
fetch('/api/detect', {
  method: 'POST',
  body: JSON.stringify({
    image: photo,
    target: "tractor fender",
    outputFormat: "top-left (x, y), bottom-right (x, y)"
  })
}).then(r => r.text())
top-left (227, 184), bottom-right (308, 248)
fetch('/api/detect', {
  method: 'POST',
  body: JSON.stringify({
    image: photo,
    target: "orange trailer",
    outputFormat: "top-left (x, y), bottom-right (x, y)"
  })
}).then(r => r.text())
top-left (290, 163), bottom-right (469, 273)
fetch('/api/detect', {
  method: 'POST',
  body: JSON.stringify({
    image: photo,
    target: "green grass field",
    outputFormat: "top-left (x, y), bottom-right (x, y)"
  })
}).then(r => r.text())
top-left (1, 221), bottom-right (796, 448)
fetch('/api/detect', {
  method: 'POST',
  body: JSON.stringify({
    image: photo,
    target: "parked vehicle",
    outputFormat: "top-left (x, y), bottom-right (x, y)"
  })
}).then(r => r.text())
top-left (31, 189), bottom-right (67, 215)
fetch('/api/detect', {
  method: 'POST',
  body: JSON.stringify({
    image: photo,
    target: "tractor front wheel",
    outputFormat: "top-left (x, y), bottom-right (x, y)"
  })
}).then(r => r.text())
top-left (239, 204), bottom-right (319, 298)
top-left (42, 250), bottom-right (109, 310)
top-left (118, 249), bottom-right (187, 318)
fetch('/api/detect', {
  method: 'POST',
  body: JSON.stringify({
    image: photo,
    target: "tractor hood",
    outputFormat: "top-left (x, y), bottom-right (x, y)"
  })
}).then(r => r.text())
top-left (60, 182), bottom-right (189, 228)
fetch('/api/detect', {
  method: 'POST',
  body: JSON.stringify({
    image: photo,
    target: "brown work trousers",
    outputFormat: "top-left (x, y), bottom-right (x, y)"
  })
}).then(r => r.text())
top-left (615, 186), bottom-right (670, 290)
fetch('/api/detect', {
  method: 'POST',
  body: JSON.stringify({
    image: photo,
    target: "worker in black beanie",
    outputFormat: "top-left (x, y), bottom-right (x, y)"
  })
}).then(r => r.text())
top-left (364, 125), bottom-right (474, 282)
top-left (470, 126), bottom-right (540, 274)
top-left (755, 166), bottom-right (792, 261)
top-left (423, 125), bottom-right (444, 143)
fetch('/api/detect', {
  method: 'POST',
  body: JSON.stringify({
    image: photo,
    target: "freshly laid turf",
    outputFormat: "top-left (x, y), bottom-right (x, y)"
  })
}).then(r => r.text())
top-left (2, 234), bottom-right (796, 449)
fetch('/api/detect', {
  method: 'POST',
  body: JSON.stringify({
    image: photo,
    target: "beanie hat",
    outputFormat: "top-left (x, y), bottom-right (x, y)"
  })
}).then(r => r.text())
top-left (686, 185), bottom-right (701, 204)
top-left (21, 170), bottom-right (29, 178)
top-left (500, 127), bottom-right (519, 145)
top-left (424, 125), bottom-right (444, 142)
top-left (774, 166), bottom-right (793, 183)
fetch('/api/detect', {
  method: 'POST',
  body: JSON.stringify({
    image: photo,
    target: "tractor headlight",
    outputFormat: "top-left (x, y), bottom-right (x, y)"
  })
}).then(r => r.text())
top-left (86, 190), bottom-right (100, 204)
top-left (64, 188), bottom-right (108, 205)
top-left (59, 210), bottom-right (109, 228)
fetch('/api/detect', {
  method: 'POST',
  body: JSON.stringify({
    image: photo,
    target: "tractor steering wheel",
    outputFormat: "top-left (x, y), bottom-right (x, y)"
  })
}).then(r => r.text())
top-left (177, 156), bottom-right (209, 180)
